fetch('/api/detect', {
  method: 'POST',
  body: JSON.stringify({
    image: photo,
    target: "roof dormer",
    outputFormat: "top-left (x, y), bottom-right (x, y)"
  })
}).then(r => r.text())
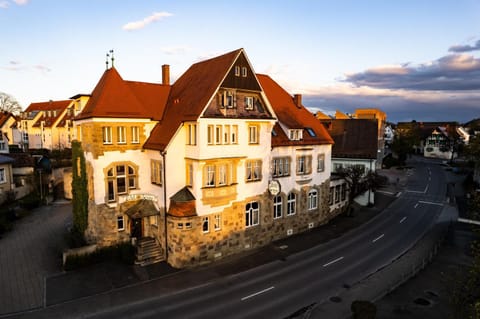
top-left (288, 129), bottom-right (303, 141)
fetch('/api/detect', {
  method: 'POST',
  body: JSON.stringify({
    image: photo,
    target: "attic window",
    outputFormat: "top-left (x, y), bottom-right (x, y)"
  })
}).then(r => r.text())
top-left (245, 97), bottom-right (254, 110)
top-left (271, 129), bottom-right (277, 137)
top-left (306, 128), bottom-right (316, 137)
top-left (235, 66), bottom-right (240, 76)
top-left (242, 67), bottom-right (247, 77)
top-left (289, 129), bottom-right (303, 141)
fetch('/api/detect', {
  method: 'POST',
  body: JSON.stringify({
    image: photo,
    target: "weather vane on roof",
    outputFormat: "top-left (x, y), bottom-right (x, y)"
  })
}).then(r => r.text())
top-left (105, 49), bottom-right (115, 70)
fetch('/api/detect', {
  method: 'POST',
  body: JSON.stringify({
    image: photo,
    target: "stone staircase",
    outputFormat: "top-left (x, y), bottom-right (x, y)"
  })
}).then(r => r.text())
top-left (135, 237), bottom-right (164, 266)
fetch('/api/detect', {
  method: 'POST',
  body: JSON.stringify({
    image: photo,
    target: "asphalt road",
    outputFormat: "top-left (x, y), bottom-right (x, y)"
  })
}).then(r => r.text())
top-left (84, 159), bottom-right (447, 319)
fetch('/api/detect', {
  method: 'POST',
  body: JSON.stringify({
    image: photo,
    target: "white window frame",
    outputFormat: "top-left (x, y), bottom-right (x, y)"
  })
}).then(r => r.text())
top-left (0, 168), bottom-right (5, 183)
top-left (117, 126), bottom-right (126, 144)
top-left (308, 189), bottom-right (318, 210)
top-left (296, 155), bottom-right (312, 175)
top-left (231, 125), bottom-right (238, 144)
top-left (235, 66), bottom-right (240, 76)
top-left (248, 125), bottom-right (258, 144)
top-left (317, 154), bottom-right (325, 172)
top-left (273, 195), bottom-right (282, 219)
top-left (272, 157), bottom-right (290, 177)
top-left (102, 126), bottom-right (112, 144)
top-left (223, 125), bottom-right (230, 144)
top-left (207, 125), bottom-right (214, 145)
top-left (246, 160), bottom-right (262, 182)
top-left (202, 216), bottom-right (209, 233)
top-left (187, 124), bottom-right (197, 145)
top-left (151, 160), bottom-right (163, 185)
top-left (131, 126), bottom-right (140, 144)
top-left (245, 201), bottom-right (260, 227)
top-left (242, 66), bottom-right (247, 77)
top-left (206, 165), bottom-right (215, 187)
top-left (215, 125), bottom-right (222, 145)
top-left (245, 96), bottom-right (254, 110)
top-left (214, 214), bottom-right (221, 231)
top-left (287, 192), bottom-right (296, 216)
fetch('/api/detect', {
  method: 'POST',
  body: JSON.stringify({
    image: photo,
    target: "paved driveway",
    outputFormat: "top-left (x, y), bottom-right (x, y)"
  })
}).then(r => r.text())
top-left (0, 201), bottom-right (71, 315)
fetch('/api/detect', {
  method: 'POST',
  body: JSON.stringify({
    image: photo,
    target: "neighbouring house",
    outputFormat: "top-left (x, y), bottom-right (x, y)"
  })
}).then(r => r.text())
top-left (384, 123), bottom-right (395, 146)
top-left (0, 154), bottom-right (15, 204)
top-left (353, 108), bottom-right (387, 169)
top-left (18, 100), bottom-right (78, 150)
top-left (318, 119), bottom-right (378, 206)
top-left (74, 48), bottom-right (338, 268)
top-left (396, 121), bottom-right (459, 156)
top-left (0, 112), bottom-right (18, 152)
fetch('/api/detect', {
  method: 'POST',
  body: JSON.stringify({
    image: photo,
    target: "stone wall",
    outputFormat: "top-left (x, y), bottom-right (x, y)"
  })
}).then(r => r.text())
top-left (167, 180), bottom-right (337, 268)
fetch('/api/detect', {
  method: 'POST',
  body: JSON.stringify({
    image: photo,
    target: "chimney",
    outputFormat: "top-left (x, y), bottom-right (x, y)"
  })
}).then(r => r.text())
top-left (162, 64), bottom-right (170, 85)
top-left (293, 94), bottom-right (302, 108)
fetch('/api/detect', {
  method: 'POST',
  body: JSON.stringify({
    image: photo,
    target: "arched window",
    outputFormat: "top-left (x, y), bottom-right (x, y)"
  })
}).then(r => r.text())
top-left (245, 201), bottom-right (260, 227)
top-left (106, 163), bottom-right (137, 202)
top-left (287, 192), bottom-right (296, 216)
top-left (308, 189), bottom-right (318, 210)
top-left (273, 195), bottom-right (282, 219)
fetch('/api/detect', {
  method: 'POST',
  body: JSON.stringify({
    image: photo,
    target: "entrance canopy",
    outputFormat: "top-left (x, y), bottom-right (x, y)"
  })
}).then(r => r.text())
top-left (124, 199), bottom-right (159, 219)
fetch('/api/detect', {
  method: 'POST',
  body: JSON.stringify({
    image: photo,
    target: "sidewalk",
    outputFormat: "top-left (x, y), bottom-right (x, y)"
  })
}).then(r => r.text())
top-left (0, 201), bottom-right (71, 315)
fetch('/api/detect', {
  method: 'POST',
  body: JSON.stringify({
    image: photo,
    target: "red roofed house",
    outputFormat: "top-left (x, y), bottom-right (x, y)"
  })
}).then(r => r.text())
top-left (0, 112), bottom-right (17, 153)
top-left (75, 49), bottom-right (335, 268)
top-left (19, 100), bottom-right (76, 150)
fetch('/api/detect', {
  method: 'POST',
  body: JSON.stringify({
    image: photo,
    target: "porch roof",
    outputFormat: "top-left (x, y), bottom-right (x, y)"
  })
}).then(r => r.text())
top-left (123, 200), bottom-right (159, 219)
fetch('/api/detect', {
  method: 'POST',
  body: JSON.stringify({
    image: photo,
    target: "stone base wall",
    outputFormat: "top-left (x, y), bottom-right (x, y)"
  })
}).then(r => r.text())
top-left (167, 180), bottom-right (338, 268)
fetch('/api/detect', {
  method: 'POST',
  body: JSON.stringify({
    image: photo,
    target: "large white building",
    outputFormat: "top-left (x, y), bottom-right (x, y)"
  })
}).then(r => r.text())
top-left (74, 49), bottom-right (346, 268)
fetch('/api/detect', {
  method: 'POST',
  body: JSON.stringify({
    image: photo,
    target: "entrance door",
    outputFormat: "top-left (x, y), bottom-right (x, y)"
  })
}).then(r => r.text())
top-left (131, 218), bottom-right (143, 238)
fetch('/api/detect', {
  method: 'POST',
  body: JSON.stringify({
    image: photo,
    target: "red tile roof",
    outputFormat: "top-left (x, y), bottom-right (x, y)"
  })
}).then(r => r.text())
top-left (144, 49), bottom-right (242, 150)
top-left (257, 74), bottom-right (333, 147)
top-left (76, 67), bottom-right (170, 120)
top-left (24, 100), bottom-right (71, 113)
top-left (0, 112), bottom-right (14, 128)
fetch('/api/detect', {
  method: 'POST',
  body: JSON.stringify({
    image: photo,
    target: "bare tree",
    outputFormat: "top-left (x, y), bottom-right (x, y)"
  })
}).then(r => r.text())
top-left (0, 92), bottom-right (22, 114)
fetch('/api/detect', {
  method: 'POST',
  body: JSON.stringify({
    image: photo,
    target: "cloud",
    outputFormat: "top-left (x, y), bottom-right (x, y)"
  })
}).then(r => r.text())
top-left (1, 61), bottom-right (51, 73)
top-left (160, 45), bottom-right (190, 55)
top-left (0, 1), bottom-right (9, 9)
top-left (13, 0), bottom-right (29, 5)
top-left (344, 53), bottom-right (480, 91)
top-left (449, 39), bottom-right (480, 53)
top-left (122, 11), bottom-right (173, 31)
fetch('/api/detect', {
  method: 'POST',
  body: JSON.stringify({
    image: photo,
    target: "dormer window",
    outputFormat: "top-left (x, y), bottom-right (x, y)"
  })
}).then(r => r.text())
top-left (306, 128), bottom-right (316, 137)
top-left (245, 97), bottom-right (254, 110)
top-left (221, 91), bottom-right (235, 108)
top-left (289, 129), bottom-right (303, 141)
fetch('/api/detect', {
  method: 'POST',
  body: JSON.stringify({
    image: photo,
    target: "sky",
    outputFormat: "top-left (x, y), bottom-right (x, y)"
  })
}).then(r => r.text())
top-left (1, 0), bottom-right (480, 123)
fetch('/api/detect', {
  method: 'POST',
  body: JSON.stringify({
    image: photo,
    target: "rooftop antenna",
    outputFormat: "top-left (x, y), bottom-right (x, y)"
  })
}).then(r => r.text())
top-left (105, 51), bottom-right (110, 70)
top-left (110, 49), bottom-right (114, 68)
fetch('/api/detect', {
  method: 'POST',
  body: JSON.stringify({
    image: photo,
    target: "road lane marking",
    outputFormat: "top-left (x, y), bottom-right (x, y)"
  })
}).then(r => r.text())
top-left (323, 256), bottom-right (344, 267)
top-left (399, 216), bottom-right (407, 224)
top-left (372, 234), bottom-right (384, 243)
top-left (418, 200), bottom-right (444, 206)
top-left (414, 203), bottom-right (419, 208)
top-left (241, 286), bottom-right (275, 301)
top-left (396, 192), bottom-right (402, 197)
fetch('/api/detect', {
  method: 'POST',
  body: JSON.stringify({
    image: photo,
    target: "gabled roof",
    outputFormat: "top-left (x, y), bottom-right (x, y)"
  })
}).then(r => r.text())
top-left (23, 100), bottom-right (72, 128)
top-left (0, 112), bottom-right (14, 128)
top-left (335, 110), bottom-right (351, 119)
top-left (257, 74), bottom-right (333, 147)
top-left (76, 67), bottom-right (170, 120)
top-left (144, 49), bottom-right (242, 151)
top-left (321, 119), bottom-right (378, 159)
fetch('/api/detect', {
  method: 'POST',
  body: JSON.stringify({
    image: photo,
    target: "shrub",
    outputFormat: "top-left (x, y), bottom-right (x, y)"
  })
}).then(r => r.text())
top-left (64, 242), bottom-right (135, 271)
top-left (19, 192), bottom-right (41, 210)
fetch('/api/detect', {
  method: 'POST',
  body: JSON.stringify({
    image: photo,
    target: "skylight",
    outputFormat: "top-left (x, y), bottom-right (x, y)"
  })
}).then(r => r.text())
top-left (306, 128), bottom-right (316, 137)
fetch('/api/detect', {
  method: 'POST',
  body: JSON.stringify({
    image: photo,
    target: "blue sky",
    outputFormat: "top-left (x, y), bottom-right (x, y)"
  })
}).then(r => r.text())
top-left (1, 0), bottom-right (479, 123)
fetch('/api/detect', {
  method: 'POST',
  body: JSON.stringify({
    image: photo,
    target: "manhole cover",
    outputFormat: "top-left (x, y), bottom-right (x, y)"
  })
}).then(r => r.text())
top-left (414, 297), bottom-right (431, 306)
top-left (330, 296), bottom-right (342, 303)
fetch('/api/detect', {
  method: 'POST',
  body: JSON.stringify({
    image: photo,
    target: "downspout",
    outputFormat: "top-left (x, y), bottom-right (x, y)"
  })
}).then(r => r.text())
top-left (161, 150), bottom-right (168, 261)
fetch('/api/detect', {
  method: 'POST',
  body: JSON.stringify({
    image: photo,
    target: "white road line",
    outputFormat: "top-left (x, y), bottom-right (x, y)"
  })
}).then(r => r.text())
top-left (414, 203), bottom-right (419, 208)
top-left (241, 286), bottom-right (275, 301)
top-left (418, 200), bottom-right (444, 206)
top-left (372, 234), bottom-right (384, 243)
top-left (399, 216), bottom-right (407, 224)
top-left (323, 256), bottom-right (344, 267)
top-left (396, 192), bottom-right (402, 197)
